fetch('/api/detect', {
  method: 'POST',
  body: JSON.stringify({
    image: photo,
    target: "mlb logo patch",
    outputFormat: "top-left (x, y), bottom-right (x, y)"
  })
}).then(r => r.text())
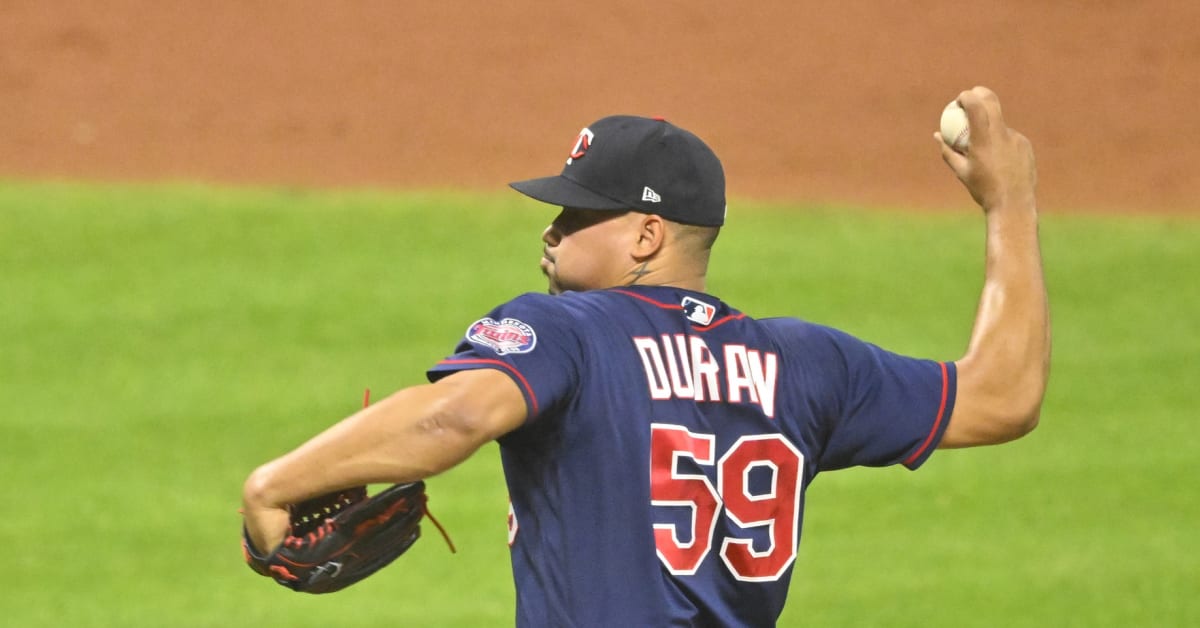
top-left (466, 317), bottom-right (538, 355)
top-left (681, 297), bottom-right (716, 326)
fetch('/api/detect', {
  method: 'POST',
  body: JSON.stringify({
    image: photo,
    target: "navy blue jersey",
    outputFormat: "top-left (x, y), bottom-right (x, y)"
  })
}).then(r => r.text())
top-left (428, 285), bottom-right (955, 627)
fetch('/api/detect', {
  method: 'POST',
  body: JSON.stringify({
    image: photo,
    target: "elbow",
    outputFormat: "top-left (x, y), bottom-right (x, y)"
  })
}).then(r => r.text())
top-left (1011, 367), bottom-right (1048, 438)
top-left (994, 378), bottom-right (1046, 442)
top-left (955, 397), bottom-right (1040, 448)
top-left (949, 355), bottom-right (1047, 447)
top-left (242, 463), bottom-right (282, 509)
top-left (964, 390), bottom-right (1044, 448)
top-left (1008, 404), bottom-right (1041, 439)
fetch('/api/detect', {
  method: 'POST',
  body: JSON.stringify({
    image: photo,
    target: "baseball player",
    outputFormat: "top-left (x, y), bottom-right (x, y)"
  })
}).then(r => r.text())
top-left (243, 86), bottom-right (1048, 626)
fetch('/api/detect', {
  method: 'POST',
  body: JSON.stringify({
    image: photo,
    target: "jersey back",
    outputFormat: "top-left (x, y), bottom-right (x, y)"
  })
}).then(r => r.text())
top-left (429, 285), bottom-right (954, 627)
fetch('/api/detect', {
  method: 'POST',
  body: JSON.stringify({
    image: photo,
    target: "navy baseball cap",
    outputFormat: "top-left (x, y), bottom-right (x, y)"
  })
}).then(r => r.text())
top-left (510, 115), bottom-right (726, 227)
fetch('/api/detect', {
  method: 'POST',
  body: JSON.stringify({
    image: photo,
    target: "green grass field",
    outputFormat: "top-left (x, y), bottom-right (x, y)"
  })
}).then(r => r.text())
top-left (2, 181), bottom-right (1196, 627)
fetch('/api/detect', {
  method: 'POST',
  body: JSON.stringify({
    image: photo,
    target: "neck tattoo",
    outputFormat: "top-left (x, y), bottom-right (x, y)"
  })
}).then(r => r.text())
top-left (628, 262), bottom-right (651, 285)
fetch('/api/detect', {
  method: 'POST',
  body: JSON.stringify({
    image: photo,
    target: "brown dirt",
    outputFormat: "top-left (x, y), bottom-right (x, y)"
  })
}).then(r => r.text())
top-left (2, 1), bottom-right (1197, 214)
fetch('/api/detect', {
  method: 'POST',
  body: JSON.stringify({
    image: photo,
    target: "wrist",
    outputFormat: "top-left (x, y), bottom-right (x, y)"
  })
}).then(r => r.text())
top-left (242, 464), bottom-right (292, 553)
top-left (984, 196), bottom-right (1038, 225)
top-left (242, 501), bottom-right (290, 556)
top-left (982, 187), bottom-right (1037, 216)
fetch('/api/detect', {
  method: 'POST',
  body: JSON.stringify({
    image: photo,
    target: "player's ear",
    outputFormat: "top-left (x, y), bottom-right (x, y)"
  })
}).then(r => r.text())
top-left (631, 213), bottom-right (666, 259)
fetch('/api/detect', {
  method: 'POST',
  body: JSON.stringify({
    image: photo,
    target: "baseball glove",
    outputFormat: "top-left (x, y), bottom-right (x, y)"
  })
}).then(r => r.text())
top-left (242, 481), bottom-right (452, 594)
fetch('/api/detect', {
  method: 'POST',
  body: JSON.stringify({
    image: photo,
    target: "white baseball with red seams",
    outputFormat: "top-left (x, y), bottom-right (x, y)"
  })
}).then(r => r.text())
top-left (940, 100), bottom-right (970, 153)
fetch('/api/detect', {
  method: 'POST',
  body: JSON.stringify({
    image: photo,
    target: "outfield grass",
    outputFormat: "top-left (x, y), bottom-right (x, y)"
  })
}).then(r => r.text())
top-left (1, 181), bottom-right (1196, 627)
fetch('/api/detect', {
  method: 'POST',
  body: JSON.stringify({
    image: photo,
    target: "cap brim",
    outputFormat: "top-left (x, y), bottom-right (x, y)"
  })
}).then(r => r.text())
top-left (509, 175), bottom-right (630, 210)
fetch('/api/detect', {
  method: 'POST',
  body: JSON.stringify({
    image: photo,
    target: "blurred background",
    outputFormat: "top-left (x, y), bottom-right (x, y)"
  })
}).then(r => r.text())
top-left (1, 1), bottom-right (1197, 213)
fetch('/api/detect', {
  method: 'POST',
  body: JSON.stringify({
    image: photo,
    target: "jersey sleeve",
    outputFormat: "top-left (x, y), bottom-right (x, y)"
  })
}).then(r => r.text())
top-left (774, 320), bottom-right (956, 471)
top-left (426, 292), bottom-right (581, 424)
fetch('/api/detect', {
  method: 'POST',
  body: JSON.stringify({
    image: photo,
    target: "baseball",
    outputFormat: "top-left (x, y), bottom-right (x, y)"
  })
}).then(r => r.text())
top-left (940, 100), bottom-right (970, 153)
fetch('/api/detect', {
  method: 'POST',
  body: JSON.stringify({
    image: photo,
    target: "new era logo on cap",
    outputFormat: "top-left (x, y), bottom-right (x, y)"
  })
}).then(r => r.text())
top-left (641, 186), bottom-right (661, 203)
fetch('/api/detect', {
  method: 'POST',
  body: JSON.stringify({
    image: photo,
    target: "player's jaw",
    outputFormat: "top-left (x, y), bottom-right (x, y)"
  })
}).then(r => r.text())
top-left (541, 207), bottom-right (634, 295)
top-left (539, 248), bottom-right (559, 294)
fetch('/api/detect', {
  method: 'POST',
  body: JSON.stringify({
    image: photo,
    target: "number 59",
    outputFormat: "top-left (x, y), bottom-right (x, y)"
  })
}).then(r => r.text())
top-left (650, 424), bottom-right (804, 582)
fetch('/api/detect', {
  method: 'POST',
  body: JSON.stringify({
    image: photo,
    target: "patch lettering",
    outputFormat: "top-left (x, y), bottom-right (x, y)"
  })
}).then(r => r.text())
top-left (466, 317), bottom-right (538, 355)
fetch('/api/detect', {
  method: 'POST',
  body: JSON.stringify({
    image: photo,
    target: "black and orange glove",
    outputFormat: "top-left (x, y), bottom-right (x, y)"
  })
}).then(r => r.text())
top-left (242, 481), bottom-right (453, 594)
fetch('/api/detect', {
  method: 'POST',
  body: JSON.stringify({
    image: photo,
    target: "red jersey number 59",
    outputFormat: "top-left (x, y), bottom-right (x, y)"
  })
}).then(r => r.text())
top-left (650, 424), bottom-right (803, 582)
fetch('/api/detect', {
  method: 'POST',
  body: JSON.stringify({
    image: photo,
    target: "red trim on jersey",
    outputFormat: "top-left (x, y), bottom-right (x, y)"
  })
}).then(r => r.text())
top-left (692, 313), bottom-right (747, 331)
top-left (611, 289), bottom-right (745, 331)
top-left (611, 288), bottom-right (683, 310)
top-left (903, 361), bottom-right (950, 467)
top-left (436, 358), bottom-right (540, 416)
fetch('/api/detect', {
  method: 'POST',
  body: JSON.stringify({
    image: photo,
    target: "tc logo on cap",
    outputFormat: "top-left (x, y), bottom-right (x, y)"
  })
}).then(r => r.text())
top-left (566, 128), bottom-right (594, 165)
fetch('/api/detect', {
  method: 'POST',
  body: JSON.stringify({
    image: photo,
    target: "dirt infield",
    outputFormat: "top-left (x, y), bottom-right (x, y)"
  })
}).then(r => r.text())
top-left (2, 2), bottom-right (1196, 213)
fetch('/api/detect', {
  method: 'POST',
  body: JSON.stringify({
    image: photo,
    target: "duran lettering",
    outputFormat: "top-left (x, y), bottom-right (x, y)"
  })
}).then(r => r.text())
top-left (690, 336), bottom-right (722, 403)
top-left (635, 334), bottom-right (778, 418)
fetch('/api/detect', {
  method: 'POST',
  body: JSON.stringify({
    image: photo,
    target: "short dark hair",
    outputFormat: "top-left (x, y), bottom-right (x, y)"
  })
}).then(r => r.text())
top-left (671, 221), bottom-right (721, 259)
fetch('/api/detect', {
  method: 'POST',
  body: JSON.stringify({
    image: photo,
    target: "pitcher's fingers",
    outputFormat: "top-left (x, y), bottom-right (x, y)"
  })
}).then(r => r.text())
top-left (957, 89), bottom-right (996, 149)
top-left (935, 132), bottom-right (968, 174)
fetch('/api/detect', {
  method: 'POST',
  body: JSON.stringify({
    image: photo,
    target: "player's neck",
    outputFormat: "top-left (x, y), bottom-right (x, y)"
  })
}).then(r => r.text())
top-left (621, 263), bottom-right (707, 293)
